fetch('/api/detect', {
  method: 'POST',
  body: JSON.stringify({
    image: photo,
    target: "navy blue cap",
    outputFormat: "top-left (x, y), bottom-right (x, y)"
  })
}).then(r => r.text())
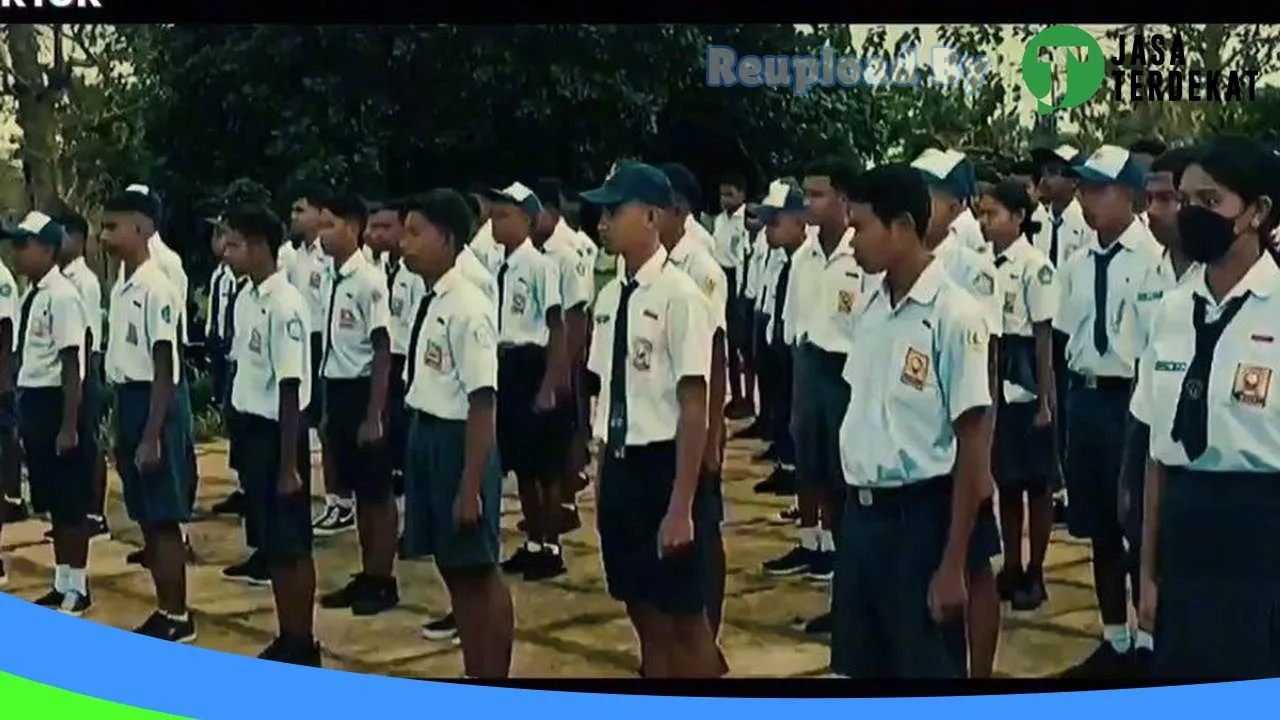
top-left (912, 149), bottom-right (977, 201)
top-left (482, 182), bottom-right (543, 217)
top-left (0, 211), bottom-right (65, 249)
top-left (579, 162), bottom-right (674, 209)
top-left (754, 180), bottom-right (806, 223)
top-left (1030, 143), bottom-right (1082, 168)
top-left (1064, 145), bottom-right (1147, 190)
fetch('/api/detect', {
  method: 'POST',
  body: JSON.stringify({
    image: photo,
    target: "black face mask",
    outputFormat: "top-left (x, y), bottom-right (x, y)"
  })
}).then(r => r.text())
top-left (1177, 205), bottom-right (1243, 263)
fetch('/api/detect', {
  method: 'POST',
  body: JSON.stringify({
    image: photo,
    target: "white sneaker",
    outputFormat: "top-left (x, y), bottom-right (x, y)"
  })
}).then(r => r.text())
top-left (313, 504), bottom-right (355, 536)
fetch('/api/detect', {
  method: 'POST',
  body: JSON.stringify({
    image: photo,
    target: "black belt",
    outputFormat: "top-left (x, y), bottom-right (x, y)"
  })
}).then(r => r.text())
top-left (1069, 371), bottom-right (1131, 393)
top-left (848, 475), bottom-right (950, 509)
top-left (411, 409), bottom-right (464, 426)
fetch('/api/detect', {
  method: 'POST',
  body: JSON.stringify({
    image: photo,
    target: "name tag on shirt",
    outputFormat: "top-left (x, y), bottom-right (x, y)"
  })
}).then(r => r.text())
top-left (423, 341), bottom-right (445, 371)
top-left (338, 308), bottom-right (357, 329)
top-left (1233, 364), bottom-right (1273, 408)
top-left (631, 337), bottom-right (653, 372)
top-left (1154, 360), bottom-right (1188, 372)
top-left (1136, 291), bottom-right (1163, 302)
top-left (900, 347), bottom-right (930, 390)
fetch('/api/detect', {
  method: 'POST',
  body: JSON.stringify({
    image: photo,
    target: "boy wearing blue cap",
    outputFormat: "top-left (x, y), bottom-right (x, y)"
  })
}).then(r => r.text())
top-left (486, 182), bottom-right (573, 581)
top-left (1055, 145), bottom-right (1164, 677)
top-left (100, 192), bottom-right (194, 642)
top-left (581, 162), bottom-right (721, 677)
top-left (3, 211), bottom-right (92, 615)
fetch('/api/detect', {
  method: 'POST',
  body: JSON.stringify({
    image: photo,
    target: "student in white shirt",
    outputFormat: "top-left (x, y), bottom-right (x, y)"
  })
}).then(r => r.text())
top-left (205, 216), bottom-right (250, 518)
top-left (2, 212), bottom-right (92, 615)
top-left (833, 164), bottom-right (993, 678)
top-left (364, 200), bottom-right (413, 495)
top-left (313, 193), bottom-right (398, 616)
top-left (1135, 137), bottom-right (1280, 677)
top-left (56, 212), bottom-right (109, 541)
top-left (658, 163), bottom-right (730, 670)
top-left (0, 229), bottom-right (19, 588)
top-left (713, 174), bottom-right (752, 417)
top-left (581, 161), bottom-right (721, 678)
top-left (100, 191), bottom-right (194, 643)
top-left (532, 178), bottom-right (594, 536)
top-left (978, 181), bottom-right (1059, 613)
top-left (1127, 138), bottom-right (1168, 221)
top-left (735, 208), bottom-right (767, 432)
top-left (399, 189), bottom-right (514, 678)
top-left (223, 204), bottom-right (319, 666)
top-left (1056, 145), bottom-right (1166, 677)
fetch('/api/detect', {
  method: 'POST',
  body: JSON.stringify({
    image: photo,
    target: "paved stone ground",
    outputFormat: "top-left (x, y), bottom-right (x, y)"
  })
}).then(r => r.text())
top-left (0, 428), bottom-right (1105, 678)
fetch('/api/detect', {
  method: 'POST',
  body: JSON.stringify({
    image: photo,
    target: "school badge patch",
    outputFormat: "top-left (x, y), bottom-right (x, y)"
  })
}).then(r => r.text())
top-left (512, 294), bottom-right (527, 315)
top-left (338, 308), bottom-right (357, 329)
top-left (1232, 364), bottom-right (1273, 408)
top-left (1003, 291), bottom-right (1017, 314)
top-left (631, 337), bottom-right (654, 372)
top-left (900, 347), bottom-right (930, 390)
top-left (423, 341), bottom-right (444, 370)
top-left (249, 328), bottom-right (263, 353)
top-left (474, 321), bottom-right (496, 349)
top-left (391, 298), bottom-right (404, 316)
top-left (1037, 265), bottom-right (1054, 286)
top-left (0, 284), bottom-right (11, 297)
top-left (975, 272), bottom-right (995, 296)
top-left (837, 289), bottom-right (856, 314)
top-left (703, 275), bottom-right (716, 297)
top-left (309, 271), bottom-right (323, 289)
top-left (125, 323), bottom-right (139, 346)
top-left (160, 305), bottom-right (172, 324)
top-left (286, 317), bottom-right (304, 342)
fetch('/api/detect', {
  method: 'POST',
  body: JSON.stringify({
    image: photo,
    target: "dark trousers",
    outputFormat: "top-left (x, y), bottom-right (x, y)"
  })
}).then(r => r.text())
top-left (753, 312), bottom-right (773, 435)
top-left (720, 266), bottom-right (742, 392)
top-left (767, 342), bottom-right (795, 465)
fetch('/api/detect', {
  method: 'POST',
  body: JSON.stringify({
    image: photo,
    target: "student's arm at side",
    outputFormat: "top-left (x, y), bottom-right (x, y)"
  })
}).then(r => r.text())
top-left (663, 288), bottom-right (713, 556)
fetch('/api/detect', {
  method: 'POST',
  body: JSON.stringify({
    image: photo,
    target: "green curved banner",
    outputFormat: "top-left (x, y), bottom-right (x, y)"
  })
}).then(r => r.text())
top-left (0, 671), bottom-right (189, 719)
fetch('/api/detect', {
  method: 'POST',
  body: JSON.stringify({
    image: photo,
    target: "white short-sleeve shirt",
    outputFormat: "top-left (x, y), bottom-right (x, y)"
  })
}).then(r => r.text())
top-left (403, 267), bottom-right (499, 421)
top-left (61, 257), bottom-right (103, 354)
top-left (543, 219), bottom-right (593, 312)
top-left (1131, 254), bottom-right (1280, 472)
top-left (785, 228), bottom-right (870, 354)
top-left (995, 237), bottom-right (1058, 403)
top-left (496, 239), bottom-right (561, 347)
top-left (106, 259), bottom-right (181, 384)
top-left (288, 239), bottom-right (331, 334)
top-left (321, 251), bottom-right (391, 379)
top-left (17, 266), bottom-right (86, 388)
top-left (666, 231), bottom-right (728, 332)
top-left (839, 260), bottom-right (993, 486)
top-left (588, 246), bottom-right (713, 446)
top-left (935, 233), bottom-right (1003, 337)
top-left (230, 270), bottom-right (312, 421)
top-left (388, 258), bottom-right (427, 356)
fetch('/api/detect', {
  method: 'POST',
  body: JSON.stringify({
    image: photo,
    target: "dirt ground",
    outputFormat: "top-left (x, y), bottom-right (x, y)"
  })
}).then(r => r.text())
top-left (0, 429), bottom-right (1104, 678)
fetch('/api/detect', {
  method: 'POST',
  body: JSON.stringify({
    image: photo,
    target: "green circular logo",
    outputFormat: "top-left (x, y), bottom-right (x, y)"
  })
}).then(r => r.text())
top-left (1021, 25), bottom-right (1105, 115)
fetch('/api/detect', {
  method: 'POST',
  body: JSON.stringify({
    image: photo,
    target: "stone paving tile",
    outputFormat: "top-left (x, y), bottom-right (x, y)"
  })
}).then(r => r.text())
top-left (0, 436), bottom-right (1108, 679)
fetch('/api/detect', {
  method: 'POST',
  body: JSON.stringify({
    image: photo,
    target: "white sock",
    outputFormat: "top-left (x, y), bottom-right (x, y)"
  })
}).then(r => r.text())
top-left (546, 544), bottom-right (561, 556)
top-left (818, 529), bottom-right (836, 553)
top-left (162, 610), bottom-right (190, 622)
top-left (525, 541), bottom-right (542, 552)
top-left (779, 463), bottom-right (796, 472)
top-left (1134, 629), bottom-right (1154, 651)
top-left (67, 568), bottom-right (87, 594)
top-left (799, 526), bottom-right (820, 551)
top-left (1104, 624), bottom-right (1132, 653)
top-left (54, 564), bottom-right (69, 593)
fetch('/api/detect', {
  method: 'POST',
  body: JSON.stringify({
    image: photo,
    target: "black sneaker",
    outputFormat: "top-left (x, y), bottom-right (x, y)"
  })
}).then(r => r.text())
top-left (258, 636), bottom-right (323, 667)
top-left (558, 504), bottom-right (582, 533)
top-left (350, 576), bottom-right (400, 617)
top-left (736, 420), bottom-right (766, 440)
top-left (43, 526), bottom-right (55, 541)
top-left (221, 554), bottom-right (270, 586)
top-left (501, 544), bottom-right (538, 575)
top-left (753, 467), bottom-right (795, 495)
top-left (319, 574), bottom-right (373, 609)
top-left (313, 503), bottom-right (356, 537)
top-left (1, 497), bottom-right (28, 523)
top-left (754, 445), bottom-right (778, 463)
top-left (805, 551), bottom-right (835, 582)
top-left (725, 399), bottom-right (754, 421)
top-left (1132, 647), bottom-right (1155, 678)
top-left (996, 567), bottom-right (1021, 603)
top-left (126, 548), bottom-right (147, 566)
top-left (524, 547), bottom-right (567, 581)
top-left (33, 588), bottom-right (63, 606)
top-left (1011, 571), bottom-right (1048, 611)
top-left (210, 491), bottom-right (247, 516)
top-left (1060, 643), bottom-right (1129, 678)
top-left (770, 505), bottom-right (801, 525)
top-left (58, 589), bottom-right (92, 617)
top-left (762, 546), bottom-right (813, 576)
top-left (134, 611), bottom-right (197, 644)
top-left (87, 515), bottom-right (109, 542)
top-left (1053, 494), bottom-right (1068, 526)
top-left (421, 613), bottom-right (459, 642)
top-left (397, 534), bottom-right (407, 559)
top-left (802, 611), bottom-right (833, 636)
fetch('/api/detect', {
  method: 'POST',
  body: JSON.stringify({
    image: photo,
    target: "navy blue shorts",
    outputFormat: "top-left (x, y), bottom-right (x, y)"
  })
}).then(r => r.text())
top-left (238, 413), bottom-right (313, 566)
top-left (402, 411), bottom-right (502, 569)
top-left (323, 378), bottom-right (393, 504)
top-left (496, 345), bottom-right (572, 482)
top-left (114, 382), bottom-right (192, 525)
top-left (19, 387), bottom-right (92, 524)
top-left (793, 344), bottom-right (848, 491)
top-left (969, 500), bottom-right (1001, 572)
top-left (993, 399), bottom-right (1058, 494)
top-left (598, 441), bottom-right (712, 616)
top-left (386, 354), bottom-right (408, 481)
top-left (307, 334), bottom-right (324, 428)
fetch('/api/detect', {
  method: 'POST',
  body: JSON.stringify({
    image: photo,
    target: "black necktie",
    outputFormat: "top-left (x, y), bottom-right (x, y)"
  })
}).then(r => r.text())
top-left (606, 279), bottom-right (638, 460)
top-left (496, 262), bottom-right (509, 335)
top-left (1092, 243), bottom-right (1122, 355)
top-left (15, 287), bottom-right (39, 373)
top-left (386, 262), bottom-right (399, 294)
top-left (404, 291), bottom-right (435, 392)
top-left (995, 255), bottom-right (1009, 269)
top-left (209, 269), bottom-right (224, 342)
top-left (1171, 293), bottom-right (1250, 461)
top-left (225, 277), bottom-right (248, 347)
top-left (320, 272), bottom-right (344, 376)
top-left (772, 255), bottom-right (792, 344)
top-left (1050, 216), bottom-right (1063, 266)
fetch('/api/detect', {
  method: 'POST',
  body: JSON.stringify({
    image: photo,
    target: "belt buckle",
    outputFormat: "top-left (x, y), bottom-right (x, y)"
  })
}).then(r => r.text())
top-left (857, 488), bottom-right (874, 507)
top-left (1084, 373), bottom-right (1099, 390)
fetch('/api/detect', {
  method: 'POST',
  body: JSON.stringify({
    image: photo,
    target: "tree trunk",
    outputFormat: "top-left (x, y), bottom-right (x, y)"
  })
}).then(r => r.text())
top-left (7, 25), bottom-right (63, 213)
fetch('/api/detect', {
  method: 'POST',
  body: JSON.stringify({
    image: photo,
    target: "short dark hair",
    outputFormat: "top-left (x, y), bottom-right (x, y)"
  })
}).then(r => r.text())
top-left (56, 211), bottom-right (89, 239)
top-left (367, 197), bottom-right (404, 218)
top-left (533, 178), bottom-right (566, 212)
top-left (1009, 159), bottom-right (1041, 184)
top-left (1129, 138), bottom-right (1168, 157)
top-left (224, 204), bottom-right (285, 253)
top-left (289, 182), bottom-right (332, 209)
top-left (718, 174), bottom-right (747, 192)
top-left (803, 156), bottom-right (862, 198)
top-left (316, 192), bottom-right (369, 230)
top-left (1150, 145), bottom-right (1198, 186)
top-left (403, 189), bottom-right (476, 254)
top-left (851, 163), bottom-right (931, 239)
top-left (659, 163), bottom-right (702, 211)
top-left (462, 193), bottom-right (483, 219)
